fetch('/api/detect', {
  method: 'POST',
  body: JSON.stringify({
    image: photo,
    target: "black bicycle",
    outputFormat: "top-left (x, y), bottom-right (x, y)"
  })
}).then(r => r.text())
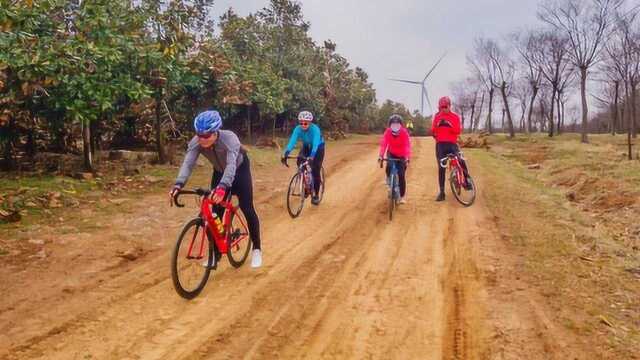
top-left (380, 158), bottom-right (405, 221)
top-left (283, 156), bottom-right (325, 218)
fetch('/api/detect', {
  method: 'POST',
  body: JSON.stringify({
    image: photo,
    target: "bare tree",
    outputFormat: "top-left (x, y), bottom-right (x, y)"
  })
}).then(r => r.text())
top-left (556, 75), bottom-right (576, 132)
top-left (512, 78), bottom-right (532, 132)
top-left (602, 6), bottom-right (640, 158)
top-left (539, 0), bottom-right (623, 143)
top-left (468, 37), bottom-right (500, 134)
top-left (474, 91), bottom-right (486, 132)
top-left (451, 77), bottom-right (482, 132)
top-left (532, 31), bottom-right (572, 136)
top-left (512, 29), bottom-right (544, 134)
top-left (487, 39), bottom-right (517, 137)
top-left (592, 82), bottom-right (620, 133)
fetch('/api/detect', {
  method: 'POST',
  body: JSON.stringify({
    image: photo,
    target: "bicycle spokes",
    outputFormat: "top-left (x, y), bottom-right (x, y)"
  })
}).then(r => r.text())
top-left (172, 218), bottom-right (213, 299)
top-left (186, 224), bottom-right (207, 260)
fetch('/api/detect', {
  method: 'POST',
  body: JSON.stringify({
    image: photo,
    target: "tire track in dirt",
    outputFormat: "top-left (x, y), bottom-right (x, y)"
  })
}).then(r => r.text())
top-left (442, 216), bottom-right (469, 360)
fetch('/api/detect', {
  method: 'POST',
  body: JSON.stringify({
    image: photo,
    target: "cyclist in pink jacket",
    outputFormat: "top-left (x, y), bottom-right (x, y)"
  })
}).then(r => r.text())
top-left (378, 114), bottom-right (412, 204)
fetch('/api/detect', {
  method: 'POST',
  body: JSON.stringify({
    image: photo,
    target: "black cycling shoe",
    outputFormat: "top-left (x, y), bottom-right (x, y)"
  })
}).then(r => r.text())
top-left (436, 192), bottom-right (445, 202)
top-left (311, 195), bottom-right (320, 205)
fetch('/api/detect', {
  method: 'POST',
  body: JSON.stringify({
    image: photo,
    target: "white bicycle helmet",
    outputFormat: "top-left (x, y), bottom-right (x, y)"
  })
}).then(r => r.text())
top-left (298, 111), bottom-right (314, 122)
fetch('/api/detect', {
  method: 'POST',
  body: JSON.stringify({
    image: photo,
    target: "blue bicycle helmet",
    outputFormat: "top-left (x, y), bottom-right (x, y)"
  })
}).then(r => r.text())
top-left (194, 110), bottom-right (222, 134)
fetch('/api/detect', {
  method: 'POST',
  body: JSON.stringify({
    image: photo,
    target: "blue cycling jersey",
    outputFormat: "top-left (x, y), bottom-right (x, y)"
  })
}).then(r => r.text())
top-left (284, 123), bottom-right (325, 157)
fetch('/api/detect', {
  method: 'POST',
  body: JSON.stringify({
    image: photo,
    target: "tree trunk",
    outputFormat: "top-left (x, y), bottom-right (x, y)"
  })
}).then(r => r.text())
top-left (90, 119), bottom-right (99, 158)
top-left (612, 81), bottom-right (619, 135)
top-left (548, 89), bottom-right (556, 137)
top-left (82, 120), bottom-right (93, 172)
top-left (500, 83), bottom-right (515, 138)
top-left (631, 82), bottom-right (637, 139)
top-left (469, 104), bottom-right (476, 133)
top-left (487, 88), bottom-right (494, 133)
top-left (561, 100), bottom-right (566, 132)
top-left (579, 67), bottom-right (589, 143)
top-left (539, 98), bottom-right (546, 132)
top-left (556, 94), bottom-right (562, 134)
top-left (155, 91), bottom-right (167, 164)
top-left (527, 85), bottom-right (538, 134)
top-left (628, 100), bottom-right (633, 160)
top-left (519, 101), bottom-right (526, 132)
top-left (474, 92), bottom-right (485, 133)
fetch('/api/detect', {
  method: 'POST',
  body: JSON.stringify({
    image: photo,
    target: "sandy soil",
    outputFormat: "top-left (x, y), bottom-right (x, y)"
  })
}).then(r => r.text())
top-left (0, 136), bottom-right (585, 360)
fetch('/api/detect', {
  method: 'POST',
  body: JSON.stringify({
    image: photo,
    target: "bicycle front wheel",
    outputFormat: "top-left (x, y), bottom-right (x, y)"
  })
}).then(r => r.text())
top-left (450, 170), bottom-right (476, 207)
top-left (388, 174), bottom-right (398, 221)
top-left (226, 207), bottom-right (252, 268)
top-left (287, 172), bottom-right (305, 218)
top-left (171, 218), bottom-right (213, 299)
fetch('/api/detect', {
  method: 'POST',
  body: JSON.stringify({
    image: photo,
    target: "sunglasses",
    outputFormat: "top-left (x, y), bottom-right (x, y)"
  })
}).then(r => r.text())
top-left (197, 132), bottom-right (213, 139)
top-left (299, 121), bottom-right (311, 126)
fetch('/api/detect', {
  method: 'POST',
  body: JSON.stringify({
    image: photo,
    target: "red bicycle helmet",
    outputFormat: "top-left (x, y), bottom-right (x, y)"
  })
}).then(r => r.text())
top-left (438, 96), bottom-right (451, 110)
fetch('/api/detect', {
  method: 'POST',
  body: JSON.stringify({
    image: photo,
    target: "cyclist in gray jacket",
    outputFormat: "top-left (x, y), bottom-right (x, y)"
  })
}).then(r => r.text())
top-left (169, 110), bottom-right (262, 268)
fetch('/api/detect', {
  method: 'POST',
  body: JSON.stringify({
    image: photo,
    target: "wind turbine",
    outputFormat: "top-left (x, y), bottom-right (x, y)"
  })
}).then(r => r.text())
top-left (389, 52), bottom-right (447, 116)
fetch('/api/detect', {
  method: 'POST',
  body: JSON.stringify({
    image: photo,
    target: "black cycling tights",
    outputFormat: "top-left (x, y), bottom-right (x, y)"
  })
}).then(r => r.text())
top-left (435, 142), bottom-right (469, 192)
top-left (211, 154), bottom-right (261, 250)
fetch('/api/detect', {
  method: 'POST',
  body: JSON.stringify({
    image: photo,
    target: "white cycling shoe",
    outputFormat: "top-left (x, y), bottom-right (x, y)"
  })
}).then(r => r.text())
top-left (251, 249), bottom-right (262, 268)
top-left (399, 197), bottom-right (407, 204)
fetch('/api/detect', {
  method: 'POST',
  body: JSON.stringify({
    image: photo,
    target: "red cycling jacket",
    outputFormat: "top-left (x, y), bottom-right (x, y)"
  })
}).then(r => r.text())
top-left (379, 127), bottom-right (412, 159)
top-left (431, 111), bottom-right (461, 143)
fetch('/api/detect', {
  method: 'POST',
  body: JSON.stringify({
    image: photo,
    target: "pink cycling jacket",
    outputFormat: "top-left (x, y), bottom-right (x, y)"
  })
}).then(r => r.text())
top-left (379, 127), bottom-right (411, 159)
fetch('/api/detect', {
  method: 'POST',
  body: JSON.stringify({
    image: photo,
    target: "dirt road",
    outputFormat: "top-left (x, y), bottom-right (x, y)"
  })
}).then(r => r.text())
top-left (0, 137), bottom-right (584, 359)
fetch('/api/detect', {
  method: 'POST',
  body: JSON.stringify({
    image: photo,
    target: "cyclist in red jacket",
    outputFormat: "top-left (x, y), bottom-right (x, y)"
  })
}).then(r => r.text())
top-left (431, 96), bottom-right (471, 201)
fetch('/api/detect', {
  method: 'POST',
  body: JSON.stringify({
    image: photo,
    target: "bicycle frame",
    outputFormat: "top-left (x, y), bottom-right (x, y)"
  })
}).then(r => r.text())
top-left (440, 154), bottom-right (465, 188)
top-left (286, 156), bottom-right (314, 195)
top-left (175, 190), bottom-right (250, 259)
top-left (380, 158), bottom-right (404, 199)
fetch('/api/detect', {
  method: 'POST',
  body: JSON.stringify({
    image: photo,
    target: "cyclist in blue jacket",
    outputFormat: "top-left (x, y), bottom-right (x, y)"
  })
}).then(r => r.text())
top-left (281, 111), bottom-right (325, 205)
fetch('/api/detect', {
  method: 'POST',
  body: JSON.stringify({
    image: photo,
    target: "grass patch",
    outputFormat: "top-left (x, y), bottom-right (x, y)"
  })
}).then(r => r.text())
top-left (469, 144), bottom-right (640, 358)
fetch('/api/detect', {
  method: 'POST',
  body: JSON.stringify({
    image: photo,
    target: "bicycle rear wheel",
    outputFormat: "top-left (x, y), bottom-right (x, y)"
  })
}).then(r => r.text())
top-left (450, 170), bottom-right (476, 207)
top-left (171, 218), bottom-right (213, 299)
top-left (286, 172), bottom-right (305, 218)
top-left (226, 207), bottom-right (252, 268)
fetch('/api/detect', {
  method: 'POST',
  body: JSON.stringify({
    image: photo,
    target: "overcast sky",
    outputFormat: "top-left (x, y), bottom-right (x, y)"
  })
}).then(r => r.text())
top-left (212, 0), bottom-right (542, 116)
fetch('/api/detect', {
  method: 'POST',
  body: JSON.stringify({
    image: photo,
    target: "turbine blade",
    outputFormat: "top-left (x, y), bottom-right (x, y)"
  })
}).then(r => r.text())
top-left (422, 51), bottom-right (447, 83)
top-left (388, 78), bottom-right (422, 85)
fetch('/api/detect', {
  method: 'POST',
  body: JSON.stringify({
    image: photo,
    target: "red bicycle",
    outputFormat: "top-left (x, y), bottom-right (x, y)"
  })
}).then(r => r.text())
top-left (170, 188), bottom-right (251, 299)
top-left (439, 152), bottom-right (476, 207)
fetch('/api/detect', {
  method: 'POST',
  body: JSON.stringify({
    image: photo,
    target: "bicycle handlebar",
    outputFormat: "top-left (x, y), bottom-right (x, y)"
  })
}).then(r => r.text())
top-left (439, 152), bottom-right (465, 168)
top-left (173, 188), bottom-right (211, 208)
top-left (379, 157), bottom-right (407, 168)
top-left (283, 155), bottom-right (313, 168)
